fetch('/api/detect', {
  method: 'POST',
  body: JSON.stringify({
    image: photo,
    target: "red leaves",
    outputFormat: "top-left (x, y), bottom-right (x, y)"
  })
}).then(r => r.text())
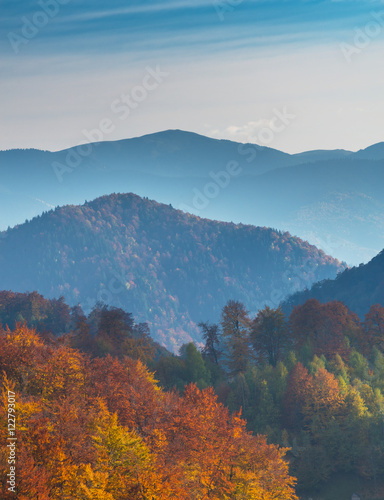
top-left (0, 325), bottom-right (298, 499)
top-left (284, 362), bottom-right (312, 429)
top-left (289, 299), bottom-right (358, 359)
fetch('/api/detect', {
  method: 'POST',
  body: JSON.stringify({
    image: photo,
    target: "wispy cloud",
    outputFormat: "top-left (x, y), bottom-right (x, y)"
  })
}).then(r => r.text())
top-left (57, 1), bottom-right (217, 23)
top-left (2, 0), bottom-right (381, 57)
top-left (33, 198), bottom-right (55, 209)
top-left (1, 0), bottom-right (383, 152)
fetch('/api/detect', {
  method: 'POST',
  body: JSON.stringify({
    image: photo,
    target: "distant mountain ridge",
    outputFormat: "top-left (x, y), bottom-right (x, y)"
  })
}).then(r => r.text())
top-left (354, 142), bottom-right (384, 160)
top-left (0, 192), bottom-right (344, 351)
top-left (282, 248), bottom-right (384, 319)
top-left (0, 130), bottom-right (383, 265)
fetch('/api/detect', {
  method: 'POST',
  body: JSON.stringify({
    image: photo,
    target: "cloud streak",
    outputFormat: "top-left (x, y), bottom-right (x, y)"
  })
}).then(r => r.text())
top-left (2, 0), bottom-right (382, 56)
top-left (1, 0), bottom-right (383, 152)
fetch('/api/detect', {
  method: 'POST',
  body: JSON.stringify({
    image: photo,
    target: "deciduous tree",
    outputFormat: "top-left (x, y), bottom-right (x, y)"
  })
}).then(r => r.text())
top-left (251, 306), bottom-right (288, 366)
top-left (221, 300), bottom-right (252, 376)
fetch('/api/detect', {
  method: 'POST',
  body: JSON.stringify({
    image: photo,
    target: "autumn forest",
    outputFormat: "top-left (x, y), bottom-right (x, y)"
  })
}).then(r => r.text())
top-left (1, 288), bottom-right (384, 498)
top-left (2, 0), bottom-right (384, 496)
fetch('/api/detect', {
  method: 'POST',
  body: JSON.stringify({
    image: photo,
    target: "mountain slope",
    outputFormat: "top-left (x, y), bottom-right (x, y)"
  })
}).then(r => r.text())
top-left (237, 158), bottom-right (384, 264)
top-left (0, 130), bottom-right (296, 231)
top-left (282, 249), bottom-right (384, 319)
top-left (0, 193), bottom-right (344, 351)
top-left (354, 142), bottom-right (384, 160)
top-left (1, 131), bottom-right (383, 265)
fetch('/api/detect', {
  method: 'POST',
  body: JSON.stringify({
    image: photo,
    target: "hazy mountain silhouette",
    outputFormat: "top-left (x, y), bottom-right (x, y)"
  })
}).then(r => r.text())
top-left (0, 193), bottom-right (344, 351)
top-left (282, 248), bottom-right (384, 319)
top-left (1, 130), bottom-right (383, 264)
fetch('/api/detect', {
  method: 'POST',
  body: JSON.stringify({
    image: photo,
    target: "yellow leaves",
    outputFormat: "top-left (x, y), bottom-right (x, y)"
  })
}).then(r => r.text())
top-left (77, 464), bottom-right (114, 500)
top-left (345, 386), bottom-right (368, 419)
top-left (151, 428), bottom-right (167, 453)
top-left (154, 384), bottom-right (298, 500)
top-left (89, 402), bottom-right (159, 499)
top-left (0, 323), bottom-right (47, 391)
top-left (0, 325), bottom-right (298, 500)
top-left (27, 346), bottom-right (85, 401)
top-left (0, 378), bottom-right (41, 438)
top-left (233, 426), bottom-right (242, 439)
top-left (134, 359), bottom-right (161, 392)
top-left (5, 322), bottom-right (45, 350)
top-left (0, 372), bottom-right (16, 406)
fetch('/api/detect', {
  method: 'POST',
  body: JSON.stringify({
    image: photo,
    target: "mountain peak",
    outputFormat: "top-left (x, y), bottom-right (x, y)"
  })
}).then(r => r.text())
top-left (0, 191), bottom-right (344, 351)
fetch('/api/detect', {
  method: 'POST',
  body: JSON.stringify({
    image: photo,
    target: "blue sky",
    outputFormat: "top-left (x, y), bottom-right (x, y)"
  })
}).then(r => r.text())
top-left (1, 0), bottom-right (383, 152)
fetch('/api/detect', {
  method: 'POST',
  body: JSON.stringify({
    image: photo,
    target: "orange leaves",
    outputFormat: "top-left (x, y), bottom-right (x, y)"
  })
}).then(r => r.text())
top-left (231, 433), bottom-right (297, 500)
top-left (27, 345), bottom-right (86, 402)
top-left (284, 362), bottom-right (344, 433)
top-left (0, 323), bottom-right (46, 388)
top-left (302, 368), bottom-right (344, 430)
top-left (88, 356), bottom-right (162, 433)
top-left (0, 325), bottom-right (298, 499)
top-left (157, 383), bottom-right (237, 497)
top-left (155, 383), bottom-right (298, 499)
top-left (284, 362), bottom-right (313, 430)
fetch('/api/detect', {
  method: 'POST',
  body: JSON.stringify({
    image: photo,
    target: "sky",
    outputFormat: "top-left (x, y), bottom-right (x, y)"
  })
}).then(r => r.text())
top-left (1, 0), bottom-right (383, 153)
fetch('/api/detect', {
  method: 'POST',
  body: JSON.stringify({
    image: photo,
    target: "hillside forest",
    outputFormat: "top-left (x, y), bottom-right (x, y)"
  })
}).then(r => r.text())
top-left (0, 193), bottom-right (345, 352)
top-left (1, 291), bottom-right (384, 498)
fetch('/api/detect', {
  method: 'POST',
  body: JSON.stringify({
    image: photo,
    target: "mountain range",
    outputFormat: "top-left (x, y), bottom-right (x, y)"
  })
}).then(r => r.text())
top-left (1, 130), bottom-right (383, 265)
top-left (283, 248), bottom-right (384, 319)
top-left (0, 193), bottom-right (344, 351)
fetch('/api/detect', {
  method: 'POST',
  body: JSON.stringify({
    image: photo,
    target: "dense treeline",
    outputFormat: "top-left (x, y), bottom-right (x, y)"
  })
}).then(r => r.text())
top-left (0, 323), bottom-right (297, 499)
top-left (0, 192), bottom-right (344, 351)
top-left (2, 290), bottom-right (384, 497)
top-left (0, 291), bottom-right (70, 336)
top-left (0, 291), bottom-right (167, 362)
top-left (283, 248), bottom-right (384, 319)
top-left (156, 298), bottom-right (384, 496)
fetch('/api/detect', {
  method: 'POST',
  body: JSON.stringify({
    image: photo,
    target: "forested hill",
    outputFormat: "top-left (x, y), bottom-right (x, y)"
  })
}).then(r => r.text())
top-left (0, 193), bottom-right (344, 351)
top-left (1, 130), bottom-right (384, 265)
top-left (283, 248), bottom-right (384, 318)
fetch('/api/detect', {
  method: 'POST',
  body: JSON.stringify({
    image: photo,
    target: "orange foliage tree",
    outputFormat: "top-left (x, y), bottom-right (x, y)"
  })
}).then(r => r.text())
top-left (0, 324), bottom-right (298, 499)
